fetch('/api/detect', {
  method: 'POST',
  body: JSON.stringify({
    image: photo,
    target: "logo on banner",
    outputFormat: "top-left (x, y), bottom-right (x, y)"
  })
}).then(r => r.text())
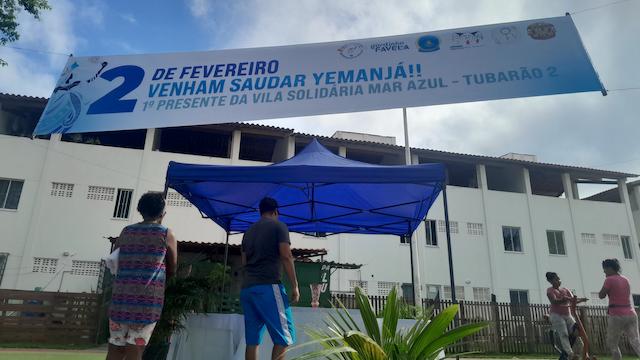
top-left (450, 31), bottom-right (484, 50)
top-left (370, 41), bottom-right (410, 52)
top-left (527, 22), bottom-right (556, 40)
top-left (338, 43), bottom-right (364, 59)
top-left (36, 57), bottom-right (109, 133)
top-left (415, 35), bottom-right (441, 52)
top-left (492, 26), bottom-right (520, 44)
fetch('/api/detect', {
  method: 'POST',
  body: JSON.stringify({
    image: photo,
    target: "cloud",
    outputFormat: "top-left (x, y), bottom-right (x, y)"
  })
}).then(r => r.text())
top-left (121, 14), bottom-right (137, 25)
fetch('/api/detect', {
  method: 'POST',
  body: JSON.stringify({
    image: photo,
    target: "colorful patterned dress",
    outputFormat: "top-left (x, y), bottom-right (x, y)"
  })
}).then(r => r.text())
top-left (108, 222), bottom-right (168, 325)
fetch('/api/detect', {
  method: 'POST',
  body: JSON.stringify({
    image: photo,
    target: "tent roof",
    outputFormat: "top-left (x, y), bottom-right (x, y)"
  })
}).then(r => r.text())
top-left (166, 139), bottom-right (445, 235)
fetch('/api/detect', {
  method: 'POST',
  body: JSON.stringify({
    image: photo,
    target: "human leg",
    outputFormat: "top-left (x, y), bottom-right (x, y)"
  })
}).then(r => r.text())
top-left (242, 287), bottom-right (267, 360)
top-left (550, 313), bottom-right (574, 357)
top-left (564, 315), bottom-right (583, 356)
top-left (105, 344), bottom-right (125, 360)
top-left (272, 343), bottom-right (288, 360)
top-left (622, 314), bottom-right (640, 356)
top-left (607, 315), bottom-right (626, 360)
top-left (106, 319), bottom-right (127, 360)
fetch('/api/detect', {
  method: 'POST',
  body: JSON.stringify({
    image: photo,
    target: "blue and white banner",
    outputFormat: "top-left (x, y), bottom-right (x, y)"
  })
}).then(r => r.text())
top-left (34, 15), bottom-right (603, 134)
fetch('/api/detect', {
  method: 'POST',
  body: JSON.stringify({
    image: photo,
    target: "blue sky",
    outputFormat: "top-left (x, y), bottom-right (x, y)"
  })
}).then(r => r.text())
top-left (1, 0), bottom-right (640, 195)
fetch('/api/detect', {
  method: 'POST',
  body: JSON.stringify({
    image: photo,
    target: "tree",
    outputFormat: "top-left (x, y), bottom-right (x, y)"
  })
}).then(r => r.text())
top-left (1, 0), bottom-right (51, 66)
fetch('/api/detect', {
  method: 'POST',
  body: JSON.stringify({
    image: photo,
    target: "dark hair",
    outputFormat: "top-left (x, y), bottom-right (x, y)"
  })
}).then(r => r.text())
top-left (602, 258), bottom-right (621, 273)
top-left (546, 272), bottom-right (558, 282)
top-left (137, 192), bottom-right (166, 219)
top-left (259, 197), bottom-right (278, 215)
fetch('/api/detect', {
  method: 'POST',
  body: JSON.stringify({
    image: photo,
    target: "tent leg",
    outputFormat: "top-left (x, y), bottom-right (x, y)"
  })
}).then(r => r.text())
top-left (443, 185), bottom-right (456, 303)
top-left (163, 179), bottom-right (169, 199)
top-left (220, 228), bottom-right (230, 312)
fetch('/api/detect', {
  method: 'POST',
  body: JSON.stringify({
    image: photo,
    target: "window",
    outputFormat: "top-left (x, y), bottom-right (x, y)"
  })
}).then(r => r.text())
top-left (467, 223), bottom-right (484, 236)
top-left (349, 280), bottom-right (368, 293)
top-left (33, 258), bottom-right (57, 273)
top-left (0, 179), bottom-right (24, 210)
top-left (443, 285), bottom-right (465, 300)
top-left (633, 295), bottom-right (640, 307)
top-left (581, 233), bottom-right (596, 245)
top-left (51, 182), bottom-right (73, 197)
top-left (503, 227), bottom-right (522, 252)
top-left (473, 287), bottom-right (491, 302)
top-left (622, 236), bottom-right (633, 260)
top-left (603, 234), bottom-right (621, 247)
top-left (113, 189), bottom-right (133, 219)
top-left (425, 284), bottom-right (440, 301)
top-left (71, 261), bottom-right (101, 277)
top-left (438, 220), bottom-right (459, 234)
top-left (0, 253), bottom-right (8, 286)
top-left (87, 186), bottom-right (115, 201)
top-left (166, 192), bottom-right (193, 208)
top-left (590, 292), bottom-right (607, 306)
top-left (509, 290), bottom-right (529, 316)
top-left (547, 231), bottom-right (566, 255)
top-left (400, 234), bottom-right (411, 244)
top-left (378, 282), bottom-right (397, 296)
top-left (425, 220), bottom-right (437, 246)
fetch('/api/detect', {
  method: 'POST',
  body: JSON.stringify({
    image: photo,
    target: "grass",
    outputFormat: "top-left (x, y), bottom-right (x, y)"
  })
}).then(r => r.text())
top-left (0, 343), bottom-right (98, 350)
top-left (0, 353), bottom-right (104, 360)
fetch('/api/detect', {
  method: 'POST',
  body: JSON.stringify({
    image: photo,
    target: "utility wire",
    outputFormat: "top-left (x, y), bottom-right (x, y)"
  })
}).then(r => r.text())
top-left (570, 0), bottom-right (631, 15)
top-left (2, 45), bottom-right (70, 57)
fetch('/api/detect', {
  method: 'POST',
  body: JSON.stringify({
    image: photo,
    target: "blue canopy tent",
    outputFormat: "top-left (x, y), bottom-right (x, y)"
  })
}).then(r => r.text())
top-left (164, 139), bottom-right (457, 301)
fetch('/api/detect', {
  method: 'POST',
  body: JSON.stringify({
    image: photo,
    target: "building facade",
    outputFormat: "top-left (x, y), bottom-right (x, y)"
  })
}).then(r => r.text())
top-left (1, 93), bottom-right (639, 306)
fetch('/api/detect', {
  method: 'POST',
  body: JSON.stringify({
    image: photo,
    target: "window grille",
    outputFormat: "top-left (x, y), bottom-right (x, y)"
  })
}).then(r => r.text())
top-left (425, 220), bottom-right (437, 245)
top-left (87, 186), bottom-right (115, 201)
top-left (547, 231), bottom-right (566, 255)
top-left (473, 287), bottom-right (491, 302)
top-left (166, 192), bottom-right (193, 207)
top-left (377, 282), bottom-right (397, 296)
top-left (590, 292), bottom-right (607, 306)
top-left (349, 280), bottom-right (368, 293)
top-left (503, 227), bottom-right (522, 252)
top-left (581, 233), bottom-right (596, 245)
top-left (603, 234), bottom-right (620, 247)
top-left (467, 223), bottom-right (483, 236)
top-left (113, 189), bottom-right (133, 219)
top-left (0, 253), bottom-right (8, 286)
top-left (33, 258), bottom-right (57, 273)
top-left (71, 260), bottom-right (101, 277)
top-left (438, 220), bottom-right (458, 234)
top-left (51, 182), bottom-right (73, 197)
top-left (443, 286), bottom-right (465, 300)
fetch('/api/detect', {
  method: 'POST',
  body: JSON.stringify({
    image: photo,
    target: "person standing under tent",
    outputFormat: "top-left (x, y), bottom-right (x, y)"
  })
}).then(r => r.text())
top-left (599, 258), bottom-right (640, 360)
top-left (241, 197), bottom-right (300, 360)
top-left (106, 192), bottom-right (178, 360)
top-left (546, 272), bottom-right (584, 360)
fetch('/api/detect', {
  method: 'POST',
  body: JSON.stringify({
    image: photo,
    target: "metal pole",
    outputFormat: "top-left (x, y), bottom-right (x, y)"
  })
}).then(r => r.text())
top-left (442, 185), bottom-right (456, 303)
top-left (404, 108), bottom-right (423, 306)
top-left (220, 221), bottom-right (231, 311)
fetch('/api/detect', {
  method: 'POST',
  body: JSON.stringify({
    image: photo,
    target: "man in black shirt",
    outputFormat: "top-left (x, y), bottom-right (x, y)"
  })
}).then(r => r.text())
top-left (241, 197), bottom-right (299, 360)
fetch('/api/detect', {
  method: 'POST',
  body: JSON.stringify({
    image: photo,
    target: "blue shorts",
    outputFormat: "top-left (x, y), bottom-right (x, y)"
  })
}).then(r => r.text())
top-left (240, 284), bottom-right (295, 346)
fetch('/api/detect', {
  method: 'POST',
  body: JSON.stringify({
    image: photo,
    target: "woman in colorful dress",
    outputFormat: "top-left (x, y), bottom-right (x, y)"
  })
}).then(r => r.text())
top-left (106, 192), bottom-right (178, 360)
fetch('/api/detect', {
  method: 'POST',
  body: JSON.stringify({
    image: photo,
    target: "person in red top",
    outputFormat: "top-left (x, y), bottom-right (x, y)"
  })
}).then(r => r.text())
top-left (599, 258), bottom-right (640, 360)
top-left (546, 272), bottom-right (583, 360)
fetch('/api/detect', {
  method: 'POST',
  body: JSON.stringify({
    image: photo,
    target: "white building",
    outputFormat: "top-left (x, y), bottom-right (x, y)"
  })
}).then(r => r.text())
top-left (1, 93), bottom-right (639, 306)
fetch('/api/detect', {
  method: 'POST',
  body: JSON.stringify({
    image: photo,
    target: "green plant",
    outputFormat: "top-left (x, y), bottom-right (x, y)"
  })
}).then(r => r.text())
top-left (291, 285), bottom-right (490, 360)
top-left (377, 299), bottom-right (426, 320)
top-left (148, 259), bottom-right (230, 344)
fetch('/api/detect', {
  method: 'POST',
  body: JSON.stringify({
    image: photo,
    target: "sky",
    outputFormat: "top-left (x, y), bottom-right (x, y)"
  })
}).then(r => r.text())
top-left (0, 0), bottom-right (639, 195)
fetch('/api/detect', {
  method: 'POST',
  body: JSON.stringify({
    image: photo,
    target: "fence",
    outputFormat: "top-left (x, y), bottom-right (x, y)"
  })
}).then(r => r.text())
top-left (331, 293), bottom-right (637, 355)
top-left (0, 289), bottom-right (102, 345)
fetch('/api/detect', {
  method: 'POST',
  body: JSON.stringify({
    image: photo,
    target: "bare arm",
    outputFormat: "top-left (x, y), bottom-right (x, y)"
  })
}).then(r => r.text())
top-left (599, 285), bottom-right (609, 299)
top-left (279, 242), bottom-right (299, 305)
top-left (547, 292), bottom-right (568, 304)
top-left (165, 229), bottom-right (178, 282)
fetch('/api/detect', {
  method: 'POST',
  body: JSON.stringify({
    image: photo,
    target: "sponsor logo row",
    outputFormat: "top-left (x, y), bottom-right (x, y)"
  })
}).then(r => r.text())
top-left (339, 21), bottom-right (557, 58)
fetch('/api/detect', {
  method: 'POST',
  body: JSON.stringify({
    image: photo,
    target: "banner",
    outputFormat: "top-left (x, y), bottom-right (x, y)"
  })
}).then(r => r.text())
top-left (34, 15), bottom-right (603, 135)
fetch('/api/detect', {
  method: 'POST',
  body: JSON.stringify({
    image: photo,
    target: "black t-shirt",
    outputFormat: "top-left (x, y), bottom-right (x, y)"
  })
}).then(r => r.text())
top-left (241, 217), bottom-right (290, 289)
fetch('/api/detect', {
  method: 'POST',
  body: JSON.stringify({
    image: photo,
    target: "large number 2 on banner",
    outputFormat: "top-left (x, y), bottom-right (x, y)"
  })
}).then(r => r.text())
top-left (87, 65), bottom-right (145, 114)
